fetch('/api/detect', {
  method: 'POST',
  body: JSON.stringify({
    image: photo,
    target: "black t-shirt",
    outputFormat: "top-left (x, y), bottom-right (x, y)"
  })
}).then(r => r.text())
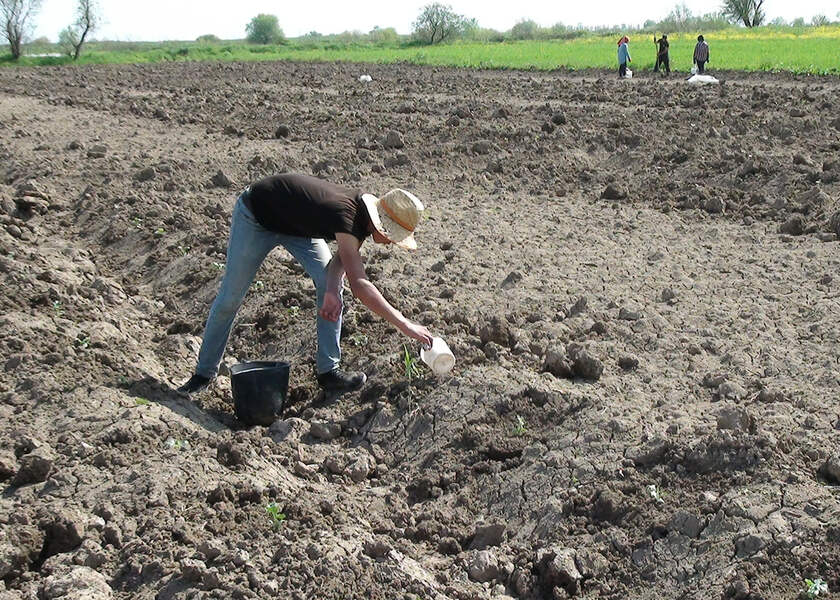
top-left (246, 173), bottom-right (370, 242)
top-left (657, 39), bottom-right (669, 55)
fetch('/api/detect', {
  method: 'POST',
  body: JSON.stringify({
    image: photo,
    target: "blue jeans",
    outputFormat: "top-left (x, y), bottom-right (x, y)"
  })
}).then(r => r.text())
top-left (195, 194), bottom-right (341, 378)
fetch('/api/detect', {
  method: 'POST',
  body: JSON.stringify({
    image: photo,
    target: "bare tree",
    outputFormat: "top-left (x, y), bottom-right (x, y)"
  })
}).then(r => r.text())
top-left (412, 3), bottom-right (470, 44)
top-left (721, 0), bottom-right (766, 27)
top-left (59, 0), bottom-right (98, 60)
top-left (1, 0), bottom-right (43, 59)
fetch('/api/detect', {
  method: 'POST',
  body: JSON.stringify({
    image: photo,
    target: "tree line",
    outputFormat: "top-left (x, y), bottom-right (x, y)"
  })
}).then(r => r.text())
top-left (1, 0), bottom-right (98, 59)
top-left (3, 0), bottom-right (839, 61)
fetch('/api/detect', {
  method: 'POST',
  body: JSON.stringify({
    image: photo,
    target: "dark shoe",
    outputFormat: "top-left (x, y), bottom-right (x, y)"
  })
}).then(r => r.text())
top-left (177, 374), bottom-right (213, 395)
top-left (317, 369), bottom-right (366, 394)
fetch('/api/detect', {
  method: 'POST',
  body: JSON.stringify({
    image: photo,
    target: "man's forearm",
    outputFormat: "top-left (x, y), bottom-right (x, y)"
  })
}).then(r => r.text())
top-left (325, 255), bottom-right (345, 295)
top-left (351, 279), bottom-right (408, 332)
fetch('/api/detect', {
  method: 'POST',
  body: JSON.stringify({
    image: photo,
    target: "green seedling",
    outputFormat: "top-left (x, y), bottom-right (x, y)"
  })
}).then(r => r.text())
top-left (132, 217), bottom-right (143, 229)
top-left (177, 245), bottom-right (190, 256)
top-left (647, 484), bottom-right (664, 504)
top-left (154, 227), bottom-right (166, 236)
top-left (287, 305), bottom-right (300, 317)
top-left (265, 502), bottom-right (286, 530)
top-left (164, 437), bottom-right (190, 451)
top-left (76, 335), bottom-right (91, 349)
top-left (211, 261), bottom-right (225, 271)
top-left (803, 578), bottom-right (828, 599)
top-left (52, 300), bottom-right (64, 318)
top-left (513, 415), bottom-right (527, 436)
top-left (135, 398), bottom-right (150, 406)
top-left (252, 280), bottom-right (265, 291)
top-left (349, 333), bottom-right (368, 347)
top-left (403, 344), bottom-right (420, 383)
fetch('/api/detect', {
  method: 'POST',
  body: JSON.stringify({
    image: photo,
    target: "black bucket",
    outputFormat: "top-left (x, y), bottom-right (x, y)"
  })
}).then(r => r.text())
top-left (230, 361), bottom-right (290, 426)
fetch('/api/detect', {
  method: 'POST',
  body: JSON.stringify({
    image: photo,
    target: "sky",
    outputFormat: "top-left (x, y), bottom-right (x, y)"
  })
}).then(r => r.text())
top-left (34, 0), bottom-right (840, 42)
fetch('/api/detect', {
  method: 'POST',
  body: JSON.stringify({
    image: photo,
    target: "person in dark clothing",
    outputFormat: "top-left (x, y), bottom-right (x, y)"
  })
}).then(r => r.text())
top-left (653, 34), bottom-right (670, 74)
top-left (693, 34), bottom-right (710, 74)
top-left (178, 173), bottom-right (434, 396)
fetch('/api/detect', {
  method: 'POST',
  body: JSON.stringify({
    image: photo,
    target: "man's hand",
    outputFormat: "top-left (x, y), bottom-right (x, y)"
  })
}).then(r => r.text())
top-left (401, 321), bottom-right (434, 348)
top-left (319, 292), bottom-right (342, 322)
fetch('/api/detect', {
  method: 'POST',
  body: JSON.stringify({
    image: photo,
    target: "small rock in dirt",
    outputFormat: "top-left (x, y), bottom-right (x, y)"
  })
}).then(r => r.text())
top-left (778, 215), bottom-right (805, 235)
top-left (438, 537), bottom-right (462, 555)
top-left (274, 124), bottom-right (291, 138)
top-left (704, 196), bottom-right (726, 214)
top-left (734, 533), bottom-right (766, 558)
top-left (541, 121), bottom-right (555, 133)
top-left (626, 437), bottom-right (670, 466)
top-left (543, 345), bottom-right (573, 379)
top-left (67, 140), bottom-right (83, 150)
top-left (40, 566), bottom-right (113, 599)
top-left (383, 153), bottom-right (410, 168)
top-left (717, 380), bottom-right (747, 400)
top-left (469, 523), bottom-right (506, 550)
top-left (618, 355), bottom-right (639, 371)
top-left (471, 140), bottom-right (493, 155)
top-left (601, 183), bottom-right (627, 200)
top-left (668, 511), bottom-right (704, 538)
top-left (134, 167), bottom-right (156, 182)
top-left (828, 211), bottom-right (840, 236)
top-left (382, 130), bottom-right (405, 149)
top-left (467, 550), bottom-right (500, 583)
top-left (701, 372), bottom-right (728, 388)
top-left (618, 307), bottom-right (642, 321)
top-left (87, 145), bottom-right (107, 158)
top-left (573, 350), bottom-right (604, 381)
top-left (492, 107), bottom-right (510, 118)
top-left (211, 170), bottom-right (234, 188)
top-left (12, 445), bottom-right (54, 486)
top-left (551, 112), bottom-right (567, 125)
top-left (446, 116), bottom-right (460, 127)
top-left (0, 450), bottom-right (16, 481)
top-left (574, 549), bottom-right (609, 578)
top-left (818, 455), bottom-right (840, 484)
top-left (180, 558), bottom-right (207, 582)
top-left (363, 538), bottom-right (392, 559)
top-left (309, 420), bottom-right (341, 441)
top-left (567, 296), bottom-right (587, 317)
top-left (539, 547), bottom-right (582, 595)
top-left (716, 406), bottom-right (755, 432)
top-left (661, 288), bottom-right (676, 302)
top-left (346, 455), bottom-right (373, 483)
top-left (500, 270), bottom-right (522, 290)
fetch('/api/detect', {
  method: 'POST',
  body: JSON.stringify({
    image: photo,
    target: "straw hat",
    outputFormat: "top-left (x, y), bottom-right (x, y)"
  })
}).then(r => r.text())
top-left (361, 189), bottom-right (424, 250)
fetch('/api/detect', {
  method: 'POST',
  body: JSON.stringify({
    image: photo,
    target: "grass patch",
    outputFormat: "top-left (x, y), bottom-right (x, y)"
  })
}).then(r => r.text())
top-left (2, 26), bottom-right (839, 74)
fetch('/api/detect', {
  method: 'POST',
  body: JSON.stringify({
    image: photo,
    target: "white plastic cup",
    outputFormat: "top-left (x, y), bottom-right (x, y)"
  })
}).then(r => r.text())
top-left (421, 337), bottom-right (455, 376)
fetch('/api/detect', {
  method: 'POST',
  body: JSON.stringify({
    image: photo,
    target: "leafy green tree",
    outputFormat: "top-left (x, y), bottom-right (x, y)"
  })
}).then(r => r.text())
top-left (412, 3), bottom-right (471, 44)
top-left (196, 34), bottom-right (220, 43)
top-left (1, 0), bottom-right (43, 59)
top-left (721, 0), bottom-right (765, 27)
top-left (58, 0), bottom-right (98, 59)
top-left (368, 25), bottom-right (398, 43)
top-left (510, 19), bottom-right (539, 40)
top-left (246, 14), bottom-right (284, 44)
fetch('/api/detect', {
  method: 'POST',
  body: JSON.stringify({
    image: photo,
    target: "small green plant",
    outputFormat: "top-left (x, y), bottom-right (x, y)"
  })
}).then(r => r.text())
top-left (132, 217), bottom-right (143, 229)
top-left (52, 300), bottom-right (64, 318)
top-left (164, 437), bottom-right (190, 451)
top-left (803, 578), bottom-right (829, 599)
top-left (287, 305), bottom-right (300, 317)
top-left (211, 261), bottom-right (225, 271)
top-left (135, 398), bottom-right (150, 406)
top-left (265, 502), bottom-right (286, 530)
top-left (76, 335), bottom-right (91, 349)
top-left (647, 484), bottom-right (664, 504)
top-left (349, 333), bottom-right (368, 347)
top-left (403, 344), bottom-right (420, 383)
top-left (177, 245), bottom-right (190, 256)
top-left (513, 415), bottom-right (527, 436)
top-left (154, 227), bottom-right (166, 236)
top-left (252, 280), bottom-right (265, 291)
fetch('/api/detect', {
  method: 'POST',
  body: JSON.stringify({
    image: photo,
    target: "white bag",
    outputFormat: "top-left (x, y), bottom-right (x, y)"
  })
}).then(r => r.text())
top-left (625, 68), bottom-right (633, 79)
top-left (690, 65), bottom-right (698, 75)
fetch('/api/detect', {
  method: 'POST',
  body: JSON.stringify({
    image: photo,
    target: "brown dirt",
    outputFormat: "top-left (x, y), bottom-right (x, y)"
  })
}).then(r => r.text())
top-left (0, 61), bottom-right (839, 600)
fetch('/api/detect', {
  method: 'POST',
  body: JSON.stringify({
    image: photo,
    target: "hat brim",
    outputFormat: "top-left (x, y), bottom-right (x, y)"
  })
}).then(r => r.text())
top-left (361, 194), bottom-right (417, 250)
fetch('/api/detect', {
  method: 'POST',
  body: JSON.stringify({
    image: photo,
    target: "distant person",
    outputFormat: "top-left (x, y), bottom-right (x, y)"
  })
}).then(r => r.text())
top-left (693, 34), bottom-right (710, 74)
top-left (177, 173), bottom-right (434, 396)
top-left (617, 36), bottom-right (631, 78)
top-left (653, 34), bottom-right (670, 74)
